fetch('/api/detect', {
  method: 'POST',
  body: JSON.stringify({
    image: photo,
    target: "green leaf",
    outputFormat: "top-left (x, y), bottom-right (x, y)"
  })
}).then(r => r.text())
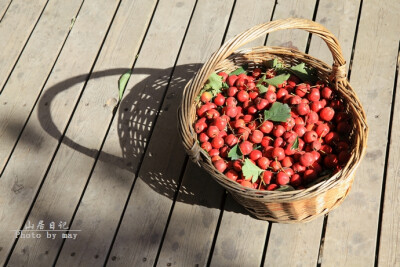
top-left (257, 84), bottom-right (268, 94)
top-left (291, 136), bottom-right (299, 150)
top-left (242, 159), bottom-right (264, 183)
top-left (229, 65), bottom-right (247, 76)
top-left (289, 63), bottom-right (317, 83)
top-left (275, 185), bottom-right (295, 191)
top-left (204, 72), bottom-right (223, 91)
top-left (264, 102), bottom-right (291, 122)
top-left (265, 73), bottom-right (290, 87)
top-left (266, 58), bottom-right (283, 69)
top-left (222, 82), bottom-right (229, 89)
top-left (228, 144), bottom-right (242, 160)
top-left (118, 71), bottom-right (131, 101)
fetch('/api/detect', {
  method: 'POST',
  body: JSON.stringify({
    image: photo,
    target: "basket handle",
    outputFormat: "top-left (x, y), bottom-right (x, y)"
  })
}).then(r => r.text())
top-left (192, 18), bottom-right (347, 97)
top-left (180, 18), bottom-right (347, 163)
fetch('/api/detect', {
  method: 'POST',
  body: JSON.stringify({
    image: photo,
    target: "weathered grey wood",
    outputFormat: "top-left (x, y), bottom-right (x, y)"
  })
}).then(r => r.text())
top-left (320, 0), bottom-right (400, 266)
top-left (0, 0), bottom-right (48, 92)
top-left (208, 1), bottom-right (274, 266)
top-left (0, 0), bottom-right (12, 21)
top-left (378, 55), bottom-right (400, 267)
top-left (0, 0), bottom-right (84, 173)
top-left (52, 0), bottom-right (197, 266)
top-left (263, 1), bottom-right (361, 266)
top-left (106, 0), bottom-right (236, 266)
top-left (6, 0), bottom-right (157, 266)
top-left (0, 0), bottom-right (120, 264)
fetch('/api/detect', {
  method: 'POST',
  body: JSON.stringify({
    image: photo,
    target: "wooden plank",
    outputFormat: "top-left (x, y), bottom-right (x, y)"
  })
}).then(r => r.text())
top-left (263, 1), bottom-right (361, 266)
top-left (107, 1), bottom-right (270, 265)
top-left (208, 1), bottom-right (274, 266)
top-left (378, 54), bottom-right (400, 267)
top-left (0, 0), bottom-right (120, 264)
top-left (0, 0), bottom-right (12, 21)
top-left (0, 0), bottom-right (84, 173)
top-left (51, 0), bottom-right (197, 266)
top-left (320, 0), bottom-right (400, 266)
top-left (6, 0), bottom-right (157, 266)
top-left (0, 0), bottom-right (48, 92)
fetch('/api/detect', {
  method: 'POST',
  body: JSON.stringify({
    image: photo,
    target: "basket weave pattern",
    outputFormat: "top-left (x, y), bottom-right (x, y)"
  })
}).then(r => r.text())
top-left (178, 18), bottom-right (368, 223)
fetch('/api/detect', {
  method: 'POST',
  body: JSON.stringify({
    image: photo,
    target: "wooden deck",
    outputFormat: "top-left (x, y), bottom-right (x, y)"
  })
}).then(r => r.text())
top-left (0, 0), bottom-right (399, 266)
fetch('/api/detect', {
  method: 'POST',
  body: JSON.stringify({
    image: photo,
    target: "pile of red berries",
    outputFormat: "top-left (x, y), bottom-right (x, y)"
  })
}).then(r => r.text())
top-left (194, 61), bottom-right (352, 191)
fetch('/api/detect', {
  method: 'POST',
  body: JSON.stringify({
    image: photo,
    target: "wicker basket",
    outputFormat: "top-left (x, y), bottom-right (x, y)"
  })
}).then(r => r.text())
top-left (178, 18), bottom-right (368, 223)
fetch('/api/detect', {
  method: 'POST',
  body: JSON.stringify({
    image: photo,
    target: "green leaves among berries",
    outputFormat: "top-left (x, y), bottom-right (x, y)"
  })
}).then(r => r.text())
top-left (204, 72), bottom-right (223, 93)
top-left (118, 71), bottom-right (131, 101)
top-left (229, 65), bottom-right (247, 76)
top-left (266, 58), bottom-right (284, 70)
top-left (242, 159), bottom-right (264, 183)
top-left (289, 62), bottom-right (317, 83)
top-left (264, 102), bottom-right (291, 122)
top-left (265, 73), bottom-right (291, 87)
top-left (291, 136), bottom-right (299, 150)
top-left (257, 84), bottom-right (268, 94)
top-left (228, 144), bottom-right (243, 160)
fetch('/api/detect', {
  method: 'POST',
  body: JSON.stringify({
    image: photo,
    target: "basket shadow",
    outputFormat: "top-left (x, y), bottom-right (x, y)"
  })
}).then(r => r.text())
top-left (37, 64), bottom-right (250, 215)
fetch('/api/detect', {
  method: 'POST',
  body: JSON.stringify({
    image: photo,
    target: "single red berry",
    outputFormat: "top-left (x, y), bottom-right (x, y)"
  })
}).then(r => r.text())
top-left (211, 155), bottom-right (221, 162)
top-left (308, 88), bottom-right (320, 102)
top-left (337, 141), bottom-right (350, 151)
top-left (310, 150), bottom-right (321, 163)
top-left (200, 91), bottom-right (212, 103)
top-left (320, 107), bottom-right (335, 121)
top-left (310, 101), bottom-right (323, 113)
top-left (316, 123), bottom-right (330, 137)
top-left (252, 68), bottom-right (262, 78)
top-left (227, 75), bottom-right (238, 87)
top-left (255, 97), bottom-right (269, 110)
top-left (225, 106), bottom-right (238, 118)
top-left (259, 120), bottom-right (274, 134)
top-left (249, 150), bottom-right (262, 161)
top-left (282, 156), bottom-right (294, 167)
top-left (292, 162), bottom-right (306, 173)
top-left (240, 180), bottom-right (253, 188)
top-left (225, 169), bottom-right (238, 181)
top-left (214, 93), bottom-right (225, 106)
top-left (282, 117), bottom-right (295, 131)
top-left (257, 157), bottom-right (270, 169)
top-left (270, 161), bottom-right (282, 172)
top-left (290, 95), bottom-right (302, 105)
top-left (211, 136), bottom-right (224, 149)
top-left (250, 130), bottom-right (264, 144)
top-left (324, 131), bottom-right (340, 145)
top-left (276, 171), bottom-right (290, 185)
top-left (237, 127), bottom-right (251, 140)
top-left (225, 134), bottom-right (238, 147)
top-left (237, 90), bottom-right (249, 102)
top-left (299, 152), bottom-right (314, 167)
top-left (267, 184), bottom-right (278, 191)
top-left (296, 103), bottom-right (310, 116)
top-left (321, 87), bottom-right (333, 99)
top-left (201, 142), bottom-right (212, 152)
top-left (209, 149), bottom-right (219, 157)
top-left (263, 171), bottom-right (273, 184)
top-left (304, 131), bottom-right (318, 143)
top-left (338, 151), bottom-right (351, 164)
top-left (272, 147), bottom-right (285, 161)
top-left (206, 125), bottom-right (219, 138)
top-left (295, 84), bottom-right (308, 97)
top-left (311, 140), bottom-right (322, 151)
top-left (233, 160), bottom-right (242, 172)
top-left (276, 88), bottom-right (288, 100)
top-left (272, 125), bottom-right (285, 137)
top-left (239, 141), bottom-right (253, 155)
top-left (248, 91), bottom-right (259, 100)
top-left (320, 144), bottom-right (333, 154)
top-left (265, 90), bottom-right (277, 103)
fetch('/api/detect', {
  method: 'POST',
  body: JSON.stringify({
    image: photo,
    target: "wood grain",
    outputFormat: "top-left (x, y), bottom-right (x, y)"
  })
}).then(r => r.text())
top-left (263, 1), bottom-right (361, 266)
top-left (208, 1), bottom-right (274, 266)
top-left (6, 0), bottom-right (157, 266)
top-left (0, 0), bottom-right (83, 173)
top-left (0, 0), bottom-right (120, 264)
top-left (0, 0), bottom-right (48, 92)
top-left (0, 0), bottom-right (12, 21)
top-left (378, 52), bottom-right (400, 267)
top-left (320, 0), bottom-right (400, 266)
top-left (105, 0), bottom-right (237, 266)
top-left (52, 0), bottom-right (197, 266)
